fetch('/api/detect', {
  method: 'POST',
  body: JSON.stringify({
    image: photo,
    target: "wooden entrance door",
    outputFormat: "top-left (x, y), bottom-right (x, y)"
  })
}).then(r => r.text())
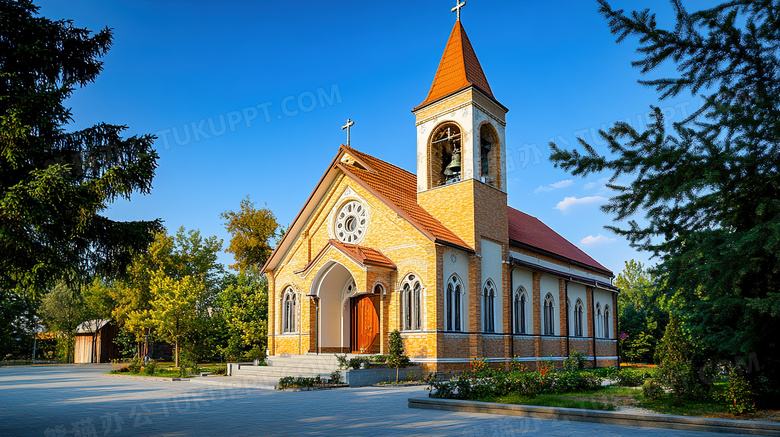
top-left (351, 295), bottom-right (379, 354)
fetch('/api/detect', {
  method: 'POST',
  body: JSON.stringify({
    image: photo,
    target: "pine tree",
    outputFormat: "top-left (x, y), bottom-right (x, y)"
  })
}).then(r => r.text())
top-left (550, 0), bottom-right (780, 399)
top-left (0, 0), bottom-right (161, 295)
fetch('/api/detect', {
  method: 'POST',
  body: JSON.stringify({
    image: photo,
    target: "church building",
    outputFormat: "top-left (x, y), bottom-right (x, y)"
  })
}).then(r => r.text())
top-left (261, 5), bottom-right (619, 372)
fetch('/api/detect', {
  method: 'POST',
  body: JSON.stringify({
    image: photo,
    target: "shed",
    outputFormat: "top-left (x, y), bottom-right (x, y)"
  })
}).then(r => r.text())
top-left (74, 319), bottom-right (119, 363)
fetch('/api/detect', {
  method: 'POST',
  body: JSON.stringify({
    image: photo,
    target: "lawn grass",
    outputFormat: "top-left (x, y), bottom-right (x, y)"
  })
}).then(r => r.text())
top-left (482, 392), bottom-right (617, 411)
top-left (637, 396), bottom-right (730, 417)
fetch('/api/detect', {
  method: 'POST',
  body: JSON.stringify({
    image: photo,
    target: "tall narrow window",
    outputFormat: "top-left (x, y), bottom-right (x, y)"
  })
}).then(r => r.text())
top-left (604, 305), bottom-right (611, 339)
top-left (543, 293), bottom-right (555, 335)
top-left (574, 299), bottom-right (584, 337)
top-left (446, 275), bottom-right (462, 331)
top-left (483, 280), bottom-right (496, 333)
top-left (596, 304), bottom-right (602, 338)
top-left (282, 288), bottom-right (297, 333)
top-left (513, 287), bottom-right (527, 334)
top-left (402, 274), bottom-right (422, 331)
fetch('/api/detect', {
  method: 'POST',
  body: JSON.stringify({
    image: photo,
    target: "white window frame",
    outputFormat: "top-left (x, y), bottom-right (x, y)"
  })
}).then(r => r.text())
top-left (482, 279), bottom-right (496, 333)
top-left (282, 288), bottom-right (297, 334)
top-left (446, 274), bottom-right (463, 332)
top-left (401, 274), bottom-right (422, 331)
top-left (543, 293), bottom-right (555, 335)
top-left (513, 287), bottom-right (528, 334)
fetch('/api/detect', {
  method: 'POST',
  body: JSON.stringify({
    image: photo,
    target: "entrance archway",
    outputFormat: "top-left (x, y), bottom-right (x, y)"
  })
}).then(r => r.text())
top-left (310, 261), bottom-right (358, 353)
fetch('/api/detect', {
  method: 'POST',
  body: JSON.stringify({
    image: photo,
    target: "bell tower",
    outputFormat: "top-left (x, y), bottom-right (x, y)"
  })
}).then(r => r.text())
top-left (414, 10), bottom-right (509, 251)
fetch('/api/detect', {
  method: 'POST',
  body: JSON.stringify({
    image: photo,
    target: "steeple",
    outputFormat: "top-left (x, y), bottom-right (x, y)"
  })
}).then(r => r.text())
top-left (414, 21), bottom-right (495, 112)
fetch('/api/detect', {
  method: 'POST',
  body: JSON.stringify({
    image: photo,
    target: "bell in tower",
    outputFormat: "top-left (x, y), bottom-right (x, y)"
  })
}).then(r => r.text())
top-left (430, 124), bottom-right (463, 185)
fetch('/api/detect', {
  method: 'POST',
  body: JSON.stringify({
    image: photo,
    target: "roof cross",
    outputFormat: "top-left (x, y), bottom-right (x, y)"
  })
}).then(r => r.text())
top-left (341, 118), bottom-right (354, 147)
top-left (451, 0), bottom-right (466, 22)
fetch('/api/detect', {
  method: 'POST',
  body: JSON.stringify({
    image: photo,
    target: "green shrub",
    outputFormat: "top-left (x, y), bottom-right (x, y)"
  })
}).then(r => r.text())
top-left (407, 370), bottom-right (418, 382)
top-left (590, 367), bottom-right (619, 379)
top-left (277, 376), bottom-right (327, 390)
top-left (127, 358), bottom-right (142, 373)
top-left (725, 368), bottom-right (756, 415)
top-left (336, 354), bottom-right (349, 369)
top-left (370, 355), bottom-right (388, 364)
top-left (642, 378), bottom-right (662, 400)
top-left (213, 365), bottom-right (227, 375)
top-left (348, 357), bottom-right (369, 369)
top-left (563, 351), bottom-right (586, 371)
top-left (387, 330), bottom-right (411, 382)
top-left (615, 369), bottom-right (645, 387)
top-left (330, 370), bottom-right (342, 384)
top-left (144, 361), bottom-right (157, 376)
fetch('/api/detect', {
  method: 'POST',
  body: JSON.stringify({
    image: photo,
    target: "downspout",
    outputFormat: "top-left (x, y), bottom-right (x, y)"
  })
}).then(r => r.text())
top-left (565, 280), bottom-right (570, 359)
top-left (510, 265), bottom-right (515, 364)
top-left (591, 287), bottom-right (597, 369)
top-left (616, 290), bottom-right (621, 370)
top-left (314, 296), bottom-right (320, 354)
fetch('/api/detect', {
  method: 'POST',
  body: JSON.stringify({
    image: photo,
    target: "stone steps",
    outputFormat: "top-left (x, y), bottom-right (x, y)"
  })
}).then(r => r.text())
top-left (229, 353), bottom-right (373, 382)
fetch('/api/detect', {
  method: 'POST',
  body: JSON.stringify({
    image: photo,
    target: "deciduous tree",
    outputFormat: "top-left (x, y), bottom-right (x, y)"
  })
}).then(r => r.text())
top-left (221, 196), bottom-right (279, 272)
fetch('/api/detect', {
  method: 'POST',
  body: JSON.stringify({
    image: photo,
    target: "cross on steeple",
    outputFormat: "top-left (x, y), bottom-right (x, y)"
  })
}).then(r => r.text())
top-left (341, 118), bottom-right (354, 147)
top-left (451, 0), bottom-right (466, 22)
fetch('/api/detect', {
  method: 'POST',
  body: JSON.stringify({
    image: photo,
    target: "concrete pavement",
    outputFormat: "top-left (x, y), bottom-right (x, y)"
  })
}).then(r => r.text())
top-left (0, 365), bottom-right (747, 436)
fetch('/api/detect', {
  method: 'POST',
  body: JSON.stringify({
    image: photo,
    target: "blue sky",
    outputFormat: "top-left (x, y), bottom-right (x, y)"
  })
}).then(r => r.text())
top-left (38, 0), bottom-right (712, 275)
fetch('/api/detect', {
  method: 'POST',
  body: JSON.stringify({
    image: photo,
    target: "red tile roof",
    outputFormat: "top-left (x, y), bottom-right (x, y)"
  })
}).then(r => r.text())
top-left (507, 206), bottom-right (612, 275)
top-left (329, 239), bottom-right (396, 270)
top-left (338, 145), bottom-right (472, 251)
top-left (415, 21), bottom-right (494, 111)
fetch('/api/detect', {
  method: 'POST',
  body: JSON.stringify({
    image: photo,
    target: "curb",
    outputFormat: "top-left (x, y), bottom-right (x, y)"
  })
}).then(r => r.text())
top-left (103, 373), bottom-right (190, 382)
top-left (408, 398), bottom-right (780, 435)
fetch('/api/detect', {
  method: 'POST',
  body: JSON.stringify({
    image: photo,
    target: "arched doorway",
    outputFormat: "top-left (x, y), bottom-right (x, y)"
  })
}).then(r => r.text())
top-left (310, 261), bottom-right (379, 354)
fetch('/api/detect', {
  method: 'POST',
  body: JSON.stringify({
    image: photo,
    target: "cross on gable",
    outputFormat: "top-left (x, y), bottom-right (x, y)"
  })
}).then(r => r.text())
top-left (341, 118), bottom-right (354, 146)
top-left (451, 0), bottom-right (466, 22)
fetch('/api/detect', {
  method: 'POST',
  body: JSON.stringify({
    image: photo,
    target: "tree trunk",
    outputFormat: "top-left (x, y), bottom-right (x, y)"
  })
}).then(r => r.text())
top-left (396, 366), bottom-right (399, 383)
top-left (175, 339), bottom-right (179, 368)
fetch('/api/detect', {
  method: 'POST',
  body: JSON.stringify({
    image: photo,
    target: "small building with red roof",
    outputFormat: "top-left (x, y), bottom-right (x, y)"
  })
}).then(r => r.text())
top-left (262, 7), bottom-right (618, 372)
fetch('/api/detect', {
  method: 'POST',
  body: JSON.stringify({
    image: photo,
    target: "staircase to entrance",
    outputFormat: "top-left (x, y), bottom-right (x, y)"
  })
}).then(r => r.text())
top-left (228, 353), bottom-right (366, 383)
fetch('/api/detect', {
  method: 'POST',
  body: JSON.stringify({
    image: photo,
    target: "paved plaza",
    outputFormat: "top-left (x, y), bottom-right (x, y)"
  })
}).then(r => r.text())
top-left (0, 365), bottom-right (745, 436)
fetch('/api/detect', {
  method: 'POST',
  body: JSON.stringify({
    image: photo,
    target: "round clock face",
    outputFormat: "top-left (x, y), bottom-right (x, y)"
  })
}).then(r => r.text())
top-left (334, 200), bottom-right (367, 244)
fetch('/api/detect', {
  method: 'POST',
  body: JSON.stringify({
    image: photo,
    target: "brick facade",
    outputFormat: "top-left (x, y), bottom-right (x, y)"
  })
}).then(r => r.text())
top-left (262, 23), bottom-right (618, 373)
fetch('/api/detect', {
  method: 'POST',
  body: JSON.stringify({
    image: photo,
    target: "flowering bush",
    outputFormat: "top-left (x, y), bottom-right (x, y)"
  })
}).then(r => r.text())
top-left (467, 358), bottom-right (491, 377)
top-left (426, 360), bottom-right (604, 400)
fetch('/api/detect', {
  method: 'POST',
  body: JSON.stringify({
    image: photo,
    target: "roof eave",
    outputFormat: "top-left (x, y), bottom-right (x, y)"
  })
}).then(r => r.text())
top-left (412, 84), bottom-right (508, 114)
top-left (509, 239), bottom-right (614, 278)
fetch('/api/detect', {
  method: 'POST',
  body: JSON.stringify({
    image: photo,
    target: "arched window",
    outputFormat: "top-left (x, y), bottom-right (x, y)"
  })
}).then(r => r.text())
top-left (574, 299), bottom-right (584, 337)
top-left (401, 274), bottom-right (422, 331)
top-left (430, 123), bottom-right (462, 187)
top-left (513, 287), bottom-right (527, 334)
top-left (373, 283), bottom-right (385, 295)
top-left (446, 275), bottom-right (463, 331)
top-left (282, 288), bottom-right (297, 333)
top-left (596, 303), bottom-right (602, 338)
top-left (482, 280), bottom-right (496, 333)
top-left (479, 124), bottom-right (499, 188)
top-left (543, 293), bottom-right (555, 335)
top-left (604, 305), bottom-right (611, 339)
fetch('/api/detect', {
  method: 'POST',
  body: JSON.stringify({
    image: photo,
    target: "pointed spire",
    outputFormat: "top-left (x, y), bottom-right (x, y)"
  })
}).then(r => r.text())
top-left (414, 21), bottom-right (494, 111)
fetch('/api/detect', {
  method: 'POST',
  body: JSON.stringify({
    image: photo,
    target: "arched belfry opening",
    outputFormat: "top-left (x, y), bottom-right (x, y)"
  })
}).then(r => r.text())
top-left (479, 123), bottom-right (500, 189)
top-left (429, 122), bottom-right (462, 188)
